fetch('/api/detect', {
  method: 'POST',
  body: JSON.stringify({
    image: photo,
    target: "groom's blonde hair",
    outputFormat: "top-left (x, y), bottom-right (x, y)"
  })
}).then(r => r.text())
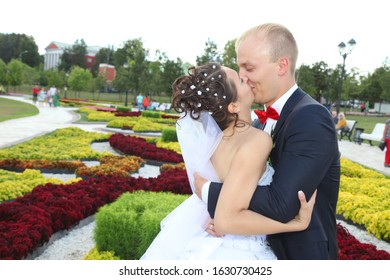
top-left (235, 23), bottom-right (298, 74)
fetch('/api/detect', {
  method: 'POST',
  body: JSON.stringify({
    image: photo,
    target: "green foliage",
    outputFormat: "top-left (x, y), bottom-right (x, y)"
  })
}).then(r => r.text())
top-left (68, 66), bottom-right (93, 93)
top-left (196, 38), bottom-right (220, 66)
top-left (83, 247), bottom-right (120, 260)
top-left (141, 110), bottom-right (160, 118)
top-left (0, 33), bottom-right (41, 67)
top-left (7, 59), bottom-right (24, 87)
top-left (94, 191), bottom-right (188, 260)
top-left (116, 106), bottom-right (132, 112)
top-left (161, 127), bottom-right (178, 142)
top-left (0, 127), bottom-right (111, 160)
top-left (221, 39), bottom-right (238, 71)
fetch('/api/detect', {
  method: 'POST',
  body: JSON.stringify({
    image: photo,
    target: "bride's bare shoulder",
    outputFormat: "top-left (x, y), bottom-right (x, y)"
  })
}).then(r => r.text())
top-left (243, 127), bottom-right (272, 148)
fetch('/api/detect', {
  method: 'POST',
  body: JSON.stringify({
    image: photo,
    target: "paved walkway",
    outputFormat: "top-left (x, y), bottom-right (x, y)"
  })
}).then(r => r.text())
top-left (1, 94), bottom-right (389, 176)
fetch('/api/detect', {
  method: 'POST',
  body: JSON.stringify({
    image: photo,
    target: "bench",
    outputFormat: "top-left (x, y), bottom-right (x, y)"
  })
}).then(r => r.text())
top-left (360, 123), bottom-right (385, 145)
top-left (339, 120), bottom-right (357, 141)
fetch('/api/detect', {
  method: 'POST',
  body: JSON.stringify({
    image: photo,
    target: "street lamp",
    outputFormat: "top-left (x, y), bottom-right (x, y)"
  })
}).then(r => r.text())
top-left (336, 38), bottom-right (356, 115)
top-left (123, 63), bottom-right (129, 107)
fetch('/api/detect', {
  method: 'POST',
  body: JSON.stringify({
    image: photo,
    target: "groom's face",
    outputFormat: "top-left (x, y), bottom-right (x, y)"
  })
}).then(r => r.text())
top-left (236, 33), bottom-right (280, 107)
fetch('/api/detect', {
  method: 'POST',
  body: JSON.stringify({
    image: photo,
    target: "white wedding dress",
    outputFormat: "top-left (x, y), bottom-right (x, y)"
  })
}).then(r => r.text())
top-left (141, 112), bottom-right (276, 260)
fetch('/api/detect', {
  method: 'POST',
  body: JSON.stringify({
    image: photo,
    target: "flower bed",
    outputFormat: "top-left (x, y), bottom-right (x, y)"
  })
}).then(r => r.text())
top-left (109, 133), bottom-right (183, 163)
top-left (1, 126), bottom-right (389, 260)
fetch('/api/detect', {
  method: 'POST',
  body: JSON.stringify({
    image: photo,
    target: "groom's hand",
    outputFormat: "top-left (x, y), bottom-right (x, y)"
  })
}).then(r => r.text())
top-left (194, 172), bottom-right (207, 199)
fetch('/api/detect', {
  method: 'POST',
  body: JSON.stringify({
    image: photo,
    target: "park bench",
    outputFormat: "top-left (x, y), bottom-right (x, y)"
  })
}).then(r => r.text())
top-left (339, 120), bottom-right (357, 141)
top-left (360, 123), bottom-right (385, 145)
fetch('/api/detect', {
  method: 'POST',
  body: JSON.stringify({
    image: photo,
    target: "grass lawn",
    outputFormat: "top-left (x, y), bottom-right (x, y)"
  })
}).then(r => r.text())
top-left (0, 97), bottom-right (39, 122)
top-left (344, 114), bottom-right (388, 133)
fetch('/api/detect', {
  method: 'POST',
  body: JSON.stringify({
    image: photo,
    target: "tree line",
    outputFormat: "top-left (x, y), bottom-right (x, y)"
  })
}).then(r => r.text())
top-left (0, 33), bottom-right (389, 108)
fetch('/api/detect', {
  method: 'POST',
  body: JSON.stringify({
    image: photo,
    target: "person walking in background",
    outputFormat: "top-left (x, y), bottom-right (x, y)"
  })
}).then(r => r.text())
top-left (53, 89), bottom-right (60, 108)
top-left (383, 119), bottom-right (390, 167)
top-left (32, 84), bottom-right (39, 104)
top-left (360, 102), bottom-right (366, 113)
top-left (136, 93), bottom-right (143, 111)
top-left (142, 95), bottom-right (149, 110)
top-left (37, 87), bottom-right (46, 107)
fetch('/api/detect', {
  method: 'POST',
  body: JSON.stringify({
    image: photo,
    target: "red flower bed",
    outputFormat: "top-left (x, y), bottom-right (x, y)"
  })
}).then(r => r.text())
top-left (161, 114), bottom-right (179, 120)
top-left (114, 112), bottom-right (142, 117)
top-left (109, 133), bottom-right (183, 163)
top-left (336, 223), bottom-right (390, 260)
top-left (0, 169), bottom-right (191, 259)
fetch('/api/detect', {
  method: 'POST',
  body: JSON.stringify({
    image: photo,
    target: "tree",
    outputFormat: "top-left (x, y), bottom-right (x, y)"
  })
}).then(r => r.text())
top-left (0, 33), bottom-right (41, 67)
top-left (70, 39), bottom-right (87, 68)
top-left (221, 39), bottom-right (238, 71)
top-left (58, 39), bottom-right (87, 72)
top-left (7, 59), bottom-right (24, 90)
top-left (296, 64), bottom-right (316, 98)
top-left (161, 58), bottom-right (184, 96)
top-left (196, 38), bottom-right (220, 66)
top-left (45, 69), bottom-right (66, 88)
top-left (0, 59), bottom-right (8, 89)
top-left (58, 49), bottom-right (72, 73)
top-left (121, 39), bottom-right (149, 94)
top-left (67, 66), bottom-right (92, 96)
top-left (91, 46), bottom-right (115, 77)
top-left (311, 61), bottom-right (330, 102)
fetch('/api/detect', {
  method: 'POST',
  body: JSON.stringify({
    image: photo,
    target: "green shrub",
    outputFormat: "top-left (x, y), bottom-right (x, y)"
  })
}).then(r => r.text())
top-left (83, 247), bottom-right (120, 260)
top-left (116, 106), bottom-right (132, 112)
top-left (161, 128), bottom-right (178, 142)
top-left (94, 191), bottom-right (188, 259)
top-left (142, 111), bottom-right (161, 118)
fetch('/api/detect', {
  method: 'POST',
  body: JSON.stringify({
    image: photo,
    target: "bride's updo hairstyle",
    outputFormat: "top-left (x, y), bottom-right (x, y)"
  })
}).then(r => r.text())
top-left (172, 62), bottom-right (238, 131)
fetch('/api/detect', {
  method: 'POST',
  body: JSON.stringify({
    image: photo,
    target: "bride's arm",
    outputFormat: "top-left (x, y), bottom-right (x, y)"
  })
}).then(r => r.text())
top-left (214, 131), bottom-right (314, 235)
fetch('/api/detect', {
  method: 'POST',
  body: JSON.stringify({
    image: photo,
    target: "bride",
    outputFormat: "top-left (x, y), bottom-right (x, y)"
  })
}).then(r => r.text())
top-left (141, 63), bottom-right (315, 260)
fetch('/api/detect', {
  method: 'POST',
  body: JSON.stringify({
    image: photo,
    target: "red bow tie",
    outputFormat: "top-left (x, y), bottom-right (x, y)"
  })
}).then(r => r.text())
top-left (254, 106), bottom-right (279, 124)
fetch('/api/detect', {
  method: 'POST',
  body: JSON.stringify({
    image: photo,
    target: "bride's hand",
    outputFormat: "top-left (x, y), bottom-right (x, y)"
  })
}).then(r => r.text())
top-left (293, 190), bottom-right (317, 231)
top-left (205, 219), bottom-right (224, 237)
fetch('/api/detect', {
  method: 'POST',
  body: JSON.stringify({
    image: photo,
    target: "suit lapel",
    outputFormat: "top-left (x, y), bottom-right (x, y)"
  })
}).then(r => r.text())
top-left (271, 88), bottom-right (305, 139)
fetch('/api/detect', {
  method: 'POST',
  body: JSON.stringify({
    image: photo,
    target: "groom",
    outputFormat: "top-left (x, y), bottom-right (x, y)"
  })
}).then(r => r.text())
top-left (194, 23), bottom-right (340, 259)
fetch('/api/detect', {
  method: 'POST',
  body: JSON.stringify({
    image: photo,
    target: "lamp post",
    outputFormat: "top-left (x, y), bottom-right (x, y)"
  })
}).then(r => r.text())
top-left (123, 63), bottom-right (129, 107)
top-left (336, 38), bottom-right (356, 115)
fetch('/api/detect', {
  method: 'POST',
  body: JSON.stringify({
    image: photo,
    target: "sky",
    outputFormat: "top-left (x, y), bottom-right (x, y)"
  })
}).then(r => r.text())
top-left (2, 0), bottom-right (389, 75)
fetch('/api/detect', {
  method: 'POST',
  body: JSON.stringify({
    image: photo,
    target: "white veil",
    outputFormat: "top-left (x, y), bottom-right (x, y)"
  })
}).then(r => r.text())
top-left (176, 111), bottom-right (223, 192)
top-left (141, 111), bottom-right (224, 259)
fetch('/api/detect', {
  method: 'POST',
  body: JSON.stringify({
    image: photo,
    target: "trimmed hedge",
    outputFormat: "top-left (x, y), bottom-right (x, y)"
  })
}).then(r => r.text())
top-left (161, 127), bottom-right (178, 142)
top-left (94, 191), bottom-right (188, 259)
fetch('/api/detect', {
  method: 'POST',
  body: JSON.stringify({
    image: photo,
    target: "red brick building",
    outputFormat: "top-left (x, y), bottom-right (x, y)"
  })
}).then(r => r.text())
top-left (99, 63), bottom-right (116, 84)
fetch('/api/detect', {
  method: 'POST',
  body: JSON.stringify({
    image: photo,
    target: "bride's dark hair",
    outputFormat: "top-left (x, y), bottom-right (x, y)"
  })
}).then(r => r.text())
top-left (172, 62), bottom-right (238, 131)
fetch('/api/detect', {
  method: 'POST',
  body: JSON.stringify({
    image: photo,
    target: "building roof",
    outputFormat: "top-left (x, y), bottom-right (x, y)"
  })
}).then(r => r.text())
top-left (45, 41), bottom-right (102, 54)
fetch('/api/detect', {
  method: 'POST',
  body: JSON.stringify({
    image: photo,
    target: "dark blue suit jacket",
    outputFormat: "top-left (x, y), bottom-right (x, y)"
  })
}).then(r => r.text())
top-left (207, 88), bottom-right (340, 259)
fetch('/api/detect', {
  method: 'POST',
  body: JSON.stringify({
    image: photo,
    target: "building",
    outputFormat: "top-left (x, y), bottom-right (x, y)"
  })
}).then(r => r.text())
top-left (44, 41), bottom-right (102, 70)
top-left (99, 63), bottom-right (116, 85)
